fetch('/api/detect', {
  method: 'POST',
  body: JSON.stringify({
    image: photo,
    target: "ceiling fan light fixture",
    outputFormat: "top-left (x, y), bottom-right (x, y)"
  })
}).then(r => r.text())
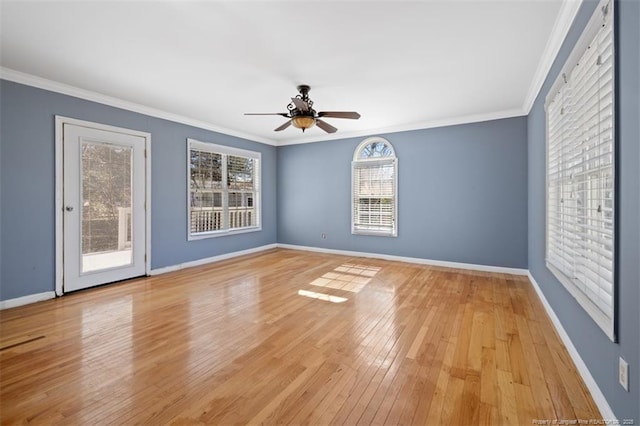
top-left (291, 115), bottom-right (316, 131)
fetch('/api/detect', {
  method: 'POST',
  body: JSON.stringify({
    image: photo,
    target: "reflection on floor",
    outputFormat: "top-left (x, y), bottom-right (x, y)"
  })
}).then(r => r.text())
top-left (299, 263), bottom-right (382, 303)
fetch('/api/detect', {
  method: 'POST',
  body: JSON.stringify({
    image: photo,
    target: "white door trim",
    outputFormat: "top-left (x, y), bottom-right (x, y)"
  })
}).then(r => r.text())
top-left (55, 116), bottom-right (151, 296)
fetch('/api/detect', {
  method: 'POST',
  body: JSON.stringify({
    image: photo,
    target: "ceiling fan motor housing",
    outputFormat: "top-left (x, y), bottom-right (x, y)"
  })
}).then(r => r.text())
top-left (297, 85), bottom-right (311, 99)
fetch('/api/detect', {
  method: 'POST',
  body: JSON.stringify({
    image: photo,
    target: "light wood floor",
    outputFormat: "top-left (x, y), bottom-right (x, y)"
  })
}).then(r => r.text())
top-left (1, 249), bottom-right (600, 425)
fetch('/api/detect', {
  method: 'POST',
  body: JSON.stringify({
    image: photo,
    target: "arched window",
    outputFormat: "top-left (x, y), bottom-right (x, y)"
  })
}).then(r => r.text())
top-left (352, 137), bottom-right (397, 236)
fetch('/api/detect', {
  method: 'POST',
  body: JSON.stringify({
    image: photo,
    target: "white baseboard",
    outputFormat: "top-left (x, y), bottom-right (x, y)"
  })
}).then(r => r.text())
top-left (276, 243), bottom-right (529, 276)
top-left (527, 271), bottom-right (616, 420)
top-left (0, 291), bottom-right (56, 310)
top-left (149, 243), bottom-right (278, 276)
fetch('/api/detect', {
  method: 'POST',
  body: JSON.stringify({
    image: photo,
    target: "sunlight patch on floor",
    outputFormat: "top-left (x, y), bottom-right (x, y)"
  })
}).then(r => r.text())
top-left (297, 289), bottom-right (348, 304)
top-left (310, 263), bottom-right (381, 293)
top-left (300, 263), bottom-right (382, 303)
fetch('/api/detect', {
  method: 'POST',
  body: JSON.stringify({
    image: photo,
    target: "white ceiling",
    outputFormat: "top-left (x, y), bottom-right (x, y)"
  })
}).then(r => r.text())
top-left (0, 1), bottom-right (577, 145)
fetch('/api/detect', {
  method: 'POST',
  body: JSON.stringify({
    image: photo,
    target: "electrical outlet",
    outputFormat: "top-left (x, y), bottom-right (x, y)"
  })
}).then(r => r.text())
top-left (619, 357), bottom-right (629, 391)
top-left (321, 233), bottom-right (327, 239)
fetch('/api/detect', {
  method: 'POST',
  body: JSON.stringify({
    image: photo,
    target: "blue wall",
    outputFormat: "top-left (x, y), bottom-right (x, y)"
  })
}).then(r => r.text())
top-left (0, 80), bottom-right (277, 301)
top-left (528, 0), bottom-right (639, 419)
top-left (277, 117), bottom-right (528, 269)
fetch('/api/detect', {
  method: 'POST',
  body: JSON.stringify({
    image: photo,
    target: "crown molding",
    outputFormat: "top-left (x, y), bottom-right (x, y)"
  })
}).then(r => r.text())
top-left (522, 0), bottom-right (583, 113)
top-left (0, 67), bottom-right (278, 146)
top-left (276, 107), bottom-right (526, 146)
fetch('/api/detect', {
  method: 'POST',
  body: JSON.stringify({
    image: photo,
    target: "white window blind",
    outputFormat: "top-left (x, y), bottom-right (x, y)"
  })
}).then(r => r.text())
top-left (188, 139), bottom-right (261, 239)
top-left (352, 137), bottom-right (397, 236)
top-left (545, 0), bottom-right (615, 340)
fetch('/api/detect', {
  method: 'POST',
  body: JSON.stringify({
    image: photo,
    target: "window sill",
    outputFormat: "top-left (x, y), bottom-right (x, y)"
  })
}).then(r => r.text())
top-left (352, 229), bottom-right (397, 237)
top-left (545, 261), bottom-right (615, 342)
top-left (188, 226), bottom-right (262, 241)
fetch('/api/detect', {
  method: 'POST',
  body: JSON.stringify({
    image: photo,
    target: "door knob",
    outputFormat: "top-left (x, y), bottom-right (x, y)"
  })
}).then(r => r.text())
top-left (65, 206), bottom-right (74, 212)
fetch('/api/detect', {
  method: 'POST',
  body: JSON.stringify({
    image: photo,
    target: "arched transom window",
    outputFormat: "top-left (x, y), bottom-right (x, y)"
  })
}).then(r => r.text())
top-left (352, 137), bottom-right (397, 236)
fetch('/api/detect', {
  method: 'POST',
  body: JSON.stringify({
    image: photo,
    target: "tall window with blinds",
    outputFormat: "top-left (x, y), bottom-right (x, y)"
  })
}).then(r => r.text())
top-left (352, 137), bottom-right (397, 237)
top-left (545, 0), bottom-right (615, 340)
top-left (188, 139), bottom-right (261, 239)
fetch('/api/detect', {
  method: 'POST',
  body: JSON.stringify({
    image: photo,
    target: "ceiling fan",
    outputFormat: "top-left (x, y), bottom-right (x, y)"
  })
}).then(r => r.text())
top-left (244, 85), bottom-right (361, 133)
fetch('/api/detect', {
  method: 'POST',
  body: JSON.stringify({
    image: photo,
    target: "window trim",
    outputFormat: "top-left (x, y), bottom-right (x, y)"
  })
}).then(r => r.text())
top-left (543, 0), bottom-right (615, 341)
top-left (187, 139), bottom-right (261, 240)
top-left (351, 137), bottom-right (398, 237)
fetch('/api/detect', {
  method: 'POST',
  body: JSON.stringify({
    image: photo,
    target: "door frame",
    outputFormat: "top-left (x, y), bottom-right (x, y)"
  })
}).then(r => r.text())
top-left (55, 116), bottom-right (152, 296)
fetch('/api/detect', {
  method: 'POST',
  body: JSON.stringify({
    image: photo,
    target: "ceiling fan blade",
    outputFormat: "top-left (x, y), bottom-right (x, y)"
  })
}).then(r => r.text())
top-left (274, 120), bottom-right (292, 132)
top-left (316, 119), bottom-right (337, 134)
top-left (291, 97), bottom-right (309, 112)
top-left (317, 111), bottom-right (361, 119)
top-left (245, 113), bottom-right (290, 117)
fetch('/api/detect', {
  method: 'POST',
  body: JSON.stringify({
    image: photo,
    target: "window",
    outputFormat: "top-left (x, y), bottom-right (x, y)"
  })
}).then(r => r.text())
top-left (352, 137), bottom-right (397, 236)
top-left (545, 0), bottom-right (615, 340)
top-left (188, 139), bottom-right (261, 239)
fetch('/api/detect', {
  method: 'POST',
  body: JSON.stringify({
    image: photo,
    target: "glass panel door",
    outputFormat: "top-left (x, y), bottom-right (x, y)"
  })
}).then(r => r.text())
top-left (81, 142), bottom-right (133, 273)
top-left (62, 121), bottom-right (146, 293)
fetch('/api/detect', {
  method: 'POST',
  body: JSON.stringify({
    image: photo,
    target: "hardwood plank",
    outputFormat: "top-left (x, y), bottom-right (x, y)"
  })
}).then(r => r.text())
top-left (496, 369), bottom-right (519, 426)
top-left (480, 346), bottom-right (497, 406)
top-left (411, 278), bottom-right (463, 424)
top-left (422, 336), bottom-right (459, 425)
top-left (535, 342), bottom-right (579, 420)
top-left (478, 401), bottom-right (498, 426)
top-left (515, 314), bottom-right (556, 420)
